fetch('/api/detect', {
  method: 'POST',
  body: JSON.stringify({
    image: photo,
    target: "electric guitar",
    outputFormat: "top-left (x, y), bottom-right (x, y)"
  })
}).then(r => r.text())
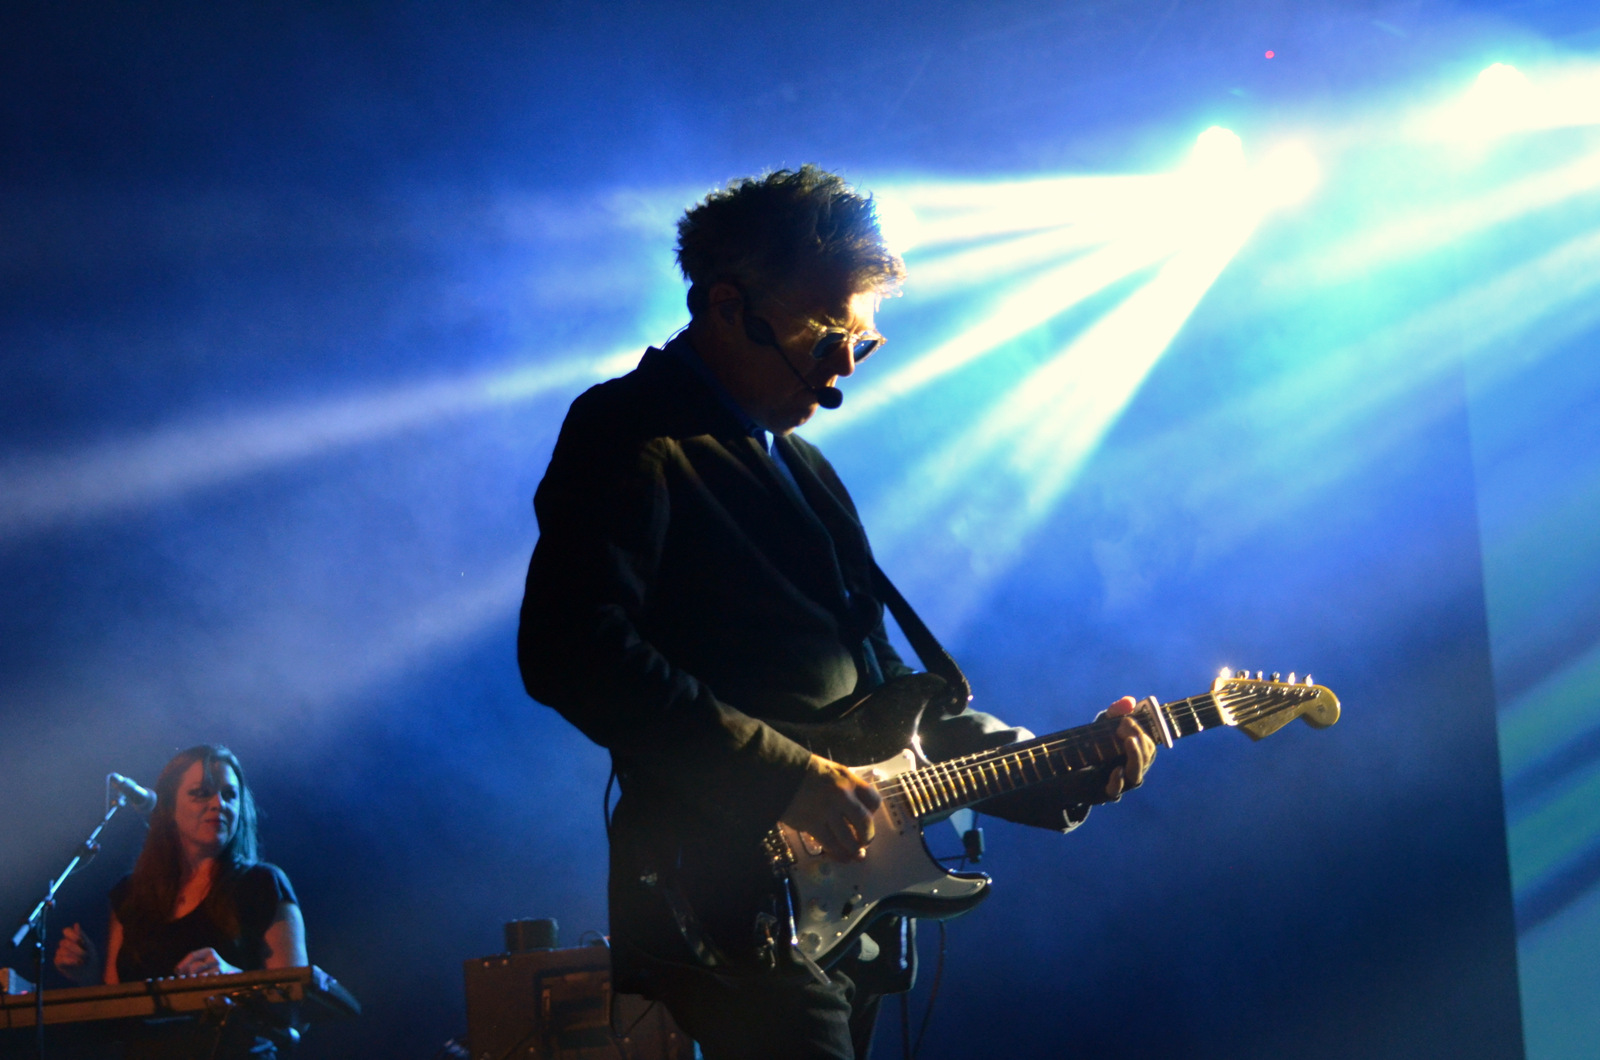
top-left (664, 668), bottom-right (1339, 983)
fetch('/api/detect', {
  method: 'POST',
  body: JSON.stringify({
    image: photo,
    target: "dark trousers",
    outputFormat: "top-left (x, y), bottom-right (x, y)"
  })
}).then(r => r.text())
top-left (653, 968), bottom-right (881, 1060)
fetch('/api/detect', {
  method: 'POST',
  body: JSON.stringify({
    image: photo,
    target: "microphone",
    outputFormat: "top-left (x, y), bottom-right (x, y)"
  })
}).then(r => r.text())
top-left (763, 342), bottom-right (844, 409)
top-left (108, 773), bottom-right (158, 813)
top-left (742, 307), bottom-right (845, 410)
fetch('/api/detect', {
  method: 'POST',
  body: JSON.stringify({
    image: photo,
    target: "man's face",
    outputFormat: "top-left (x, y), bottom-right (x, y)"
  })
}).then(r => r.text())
top-left (736, 285), bottom-right (882, 435)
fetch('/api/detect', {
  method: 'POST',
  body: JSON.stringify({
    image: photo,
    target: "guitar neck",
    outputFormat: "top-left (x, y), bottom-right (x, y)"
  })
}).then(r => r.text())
top-left (882, 693), bottom-right (1225, 820)
top-left (873, 673), bottom-right (1338, 820)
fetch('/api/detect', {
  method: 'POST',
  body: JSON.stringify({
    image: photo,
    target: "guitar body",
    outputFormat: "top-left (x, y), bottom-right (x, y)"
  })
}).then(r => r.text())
top-left (664, 674), bottom-right (989, 977)
top-left (663, 669), bottom-right (1339, 980)
top-left (772, 742), bottom-right (991, 970)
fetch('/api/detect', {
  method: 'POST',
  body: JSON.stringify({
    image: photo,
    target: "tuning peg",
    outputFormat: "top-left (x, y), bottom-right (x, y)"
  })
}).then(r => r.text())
top-left (1287, 672), bottom-right (1297, 684)
top-left (1271, 672), bottom-right (1281, 682)
top-left (1304, 673), bottom-right (1314, 685)
top-left (1255, 671), bottom-right (1264, 681)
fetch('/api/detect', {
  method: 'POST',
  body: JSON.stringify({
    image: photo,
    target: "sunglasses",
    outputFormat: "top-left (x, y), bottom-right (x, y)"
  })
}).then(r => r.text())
top-left (806, 328), bottom-right (884, 363)
top-left (742, 293), bottom-right (885, 364)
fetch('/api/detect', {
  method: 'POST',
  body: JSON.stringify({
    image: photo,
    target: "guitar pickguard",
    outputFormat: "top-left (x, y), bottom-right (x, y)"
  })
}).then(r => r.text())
top-left (776, 747), bottom-right (990, 966)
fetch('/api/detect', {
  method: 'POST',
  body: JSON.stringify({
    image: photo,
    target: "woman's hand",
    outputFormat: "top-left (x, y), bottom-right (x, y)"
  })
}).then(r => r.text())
top-left (174, 947), bottom-right (241, 977)
top-left (52, 923), bottom-right (102, 986)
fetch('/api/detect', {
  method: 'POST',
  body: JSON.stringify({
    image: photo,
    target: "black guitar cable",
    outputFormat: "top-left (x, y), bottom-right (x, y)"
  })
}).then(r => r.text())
top-left (901, 837), bottom-right (966, 1060)
top-left (899, 918), bottom-right (951, 1060)
top-left (900, 986), bottom-right (911, 1059)
top-left (602, 765), bottom-right (617, 842)
top-left (916, 923), bottom-right (949, 1058)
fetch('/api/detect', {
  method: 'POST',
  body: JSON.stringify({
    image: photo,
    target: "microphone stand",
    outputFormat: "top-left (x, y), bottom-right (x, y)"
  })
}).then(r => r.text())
top-left (9, 786), bottom-right (139, 1060)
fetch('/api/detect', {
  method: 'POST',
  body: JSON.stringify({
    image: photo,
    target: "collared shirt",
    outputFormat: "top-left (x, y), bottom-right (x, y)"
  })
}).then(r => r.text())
top-left (663, 333), bottom-right (806, 498)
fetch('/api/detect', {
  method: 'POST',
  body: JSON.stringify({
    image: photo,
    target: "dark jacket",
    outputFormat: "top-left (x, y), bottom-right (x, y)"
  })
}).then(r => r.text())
top-left (518, 338), bottom-right (1092, 990)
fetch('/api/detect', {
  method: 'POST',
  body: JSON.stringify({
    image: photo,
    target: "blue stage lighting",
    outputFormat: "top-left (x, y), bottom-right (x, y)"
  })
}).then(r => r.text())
top-left (0, 347), bottom-right (640, 543)
top-left (1469, 62), bottom-right (1535, 137)
top-left (814, 127), bottom-right (1329, 635)
top-left (872, 192), bottom-right (920, 257)
top-left (1477, 61), bottom-right (1529, 92)
top-left (1188, 126), bottom-right (1247, 179)
top-left (1421, 60), bottom-right (1600, 142)
top-left (1257, 141), bottom-right (1321, 209)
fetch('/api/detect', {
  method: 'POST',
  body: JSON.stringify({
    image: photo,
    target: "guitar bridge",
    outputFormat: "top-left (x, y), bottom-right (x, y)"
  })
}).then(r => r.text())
top-left (763, 828), bottom-right (796, 878)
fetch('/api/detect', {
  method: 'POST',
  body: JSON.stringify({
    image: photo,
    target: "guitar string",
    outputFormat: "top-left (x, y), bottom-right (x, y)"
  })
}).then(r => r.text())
top-left (885, 691), bottom-right (1221, 813)
top-left (886, 694), bottom-right (1208, 815)
top-left (895, 688), bottom-right (1312, 811)
top-left (877, 687), bottom-right (1321, 816)
top-left (885, 698), bottom-right (1209, 810)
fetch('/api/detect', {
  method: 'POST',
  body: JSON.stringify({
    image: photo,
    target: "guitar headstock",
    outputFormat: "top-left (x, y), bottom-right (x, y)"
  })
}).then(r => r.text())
top-left (1211, 668), bottom-right (1340, 741)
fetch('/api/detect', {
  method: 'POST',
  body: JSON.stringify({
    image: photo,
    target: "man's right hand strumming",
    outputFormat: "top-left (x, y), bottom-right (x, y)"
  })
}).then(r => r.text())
top-left (780, 754), bottom-right (882, 862)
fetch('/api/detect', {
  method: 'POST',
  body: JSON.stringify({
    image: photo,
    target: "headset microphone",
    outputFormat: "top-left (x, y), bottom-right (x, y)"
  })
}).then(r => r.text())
top-left (770, 344), bottom-right (844, 408)
top-left (742, 310), bottom-right (845, 410)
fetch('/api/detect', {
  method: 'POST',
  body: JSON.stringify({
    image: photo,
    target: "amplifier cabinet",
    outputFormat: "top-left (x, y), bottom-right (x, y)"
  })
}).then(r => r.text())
top-left (463, 946), bottom-right (691, 1060)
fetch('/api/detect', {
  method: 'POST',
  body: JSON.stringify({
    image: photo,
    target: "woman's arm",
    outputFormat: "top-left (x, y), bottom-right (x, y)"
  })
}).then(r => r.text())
top-left (103, 914), bottom-right (123, 985)
top-left (261, 902), bottom-right (308, 969)
top-left (176, 885), bottom-right (307, 976)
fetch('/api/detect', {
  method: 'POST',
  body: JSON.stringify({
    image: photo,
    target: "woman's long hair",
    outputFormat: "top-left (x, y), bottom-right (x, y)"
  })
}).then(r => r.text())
top-left (114, 744), bottom-right (260, 946)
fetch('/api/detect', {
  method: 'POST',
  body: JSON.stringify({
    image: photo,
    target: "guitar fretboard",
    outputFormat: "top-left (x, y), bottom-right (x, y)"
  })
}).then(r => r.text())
top-left (878, 684), bottom-right (1315, 819)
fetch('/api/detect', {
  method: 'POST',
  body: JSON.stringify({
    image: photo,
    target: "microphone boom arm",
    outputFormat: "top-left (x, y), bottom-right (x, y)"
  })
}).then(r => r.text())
top-left (8, 773), bottom-right (149, 1056)
top-left (9, 799), bottom-right (124, 950)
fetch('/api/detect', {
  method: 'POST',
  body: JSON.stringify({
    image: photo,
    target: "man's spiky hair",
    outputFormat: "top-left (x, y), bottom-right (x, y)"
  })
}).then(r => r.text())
top-left (676, 165), bottom-right (905, 315)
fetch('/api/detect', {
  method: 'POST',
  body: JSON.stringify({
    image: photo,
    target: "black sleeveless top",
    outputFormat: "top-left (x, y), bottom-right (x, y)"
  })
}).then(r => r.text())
top-left (110, 863), bottom-right (297, 982)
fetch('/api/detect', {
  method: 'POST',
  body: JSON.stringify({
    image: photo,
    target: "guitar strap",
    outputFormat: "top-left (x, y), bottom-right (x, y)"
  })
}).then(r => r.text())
top-left (769, 432), bottom-right (972, 711)
top-left (870, 561), bottom-right (972, 711)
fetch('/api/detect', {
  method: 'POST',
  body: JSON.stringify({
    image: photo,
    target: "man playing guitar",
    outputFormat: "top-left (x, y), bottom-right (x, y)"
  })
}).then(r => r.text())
top-left (518, 165), bottom-right (1155, 1059)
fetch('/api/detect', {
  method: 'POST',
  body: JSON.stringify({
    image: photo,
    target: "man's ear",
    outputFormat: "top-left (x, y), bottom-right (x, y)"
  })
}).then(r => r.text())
top-left (705, 282), bottom-right (744, 326)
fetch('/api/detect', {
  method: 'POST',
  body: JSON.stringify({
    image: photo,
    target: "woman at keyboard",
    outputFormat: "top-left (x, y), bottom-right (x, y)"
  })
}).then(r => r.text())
top-left (53, 744), bottom-right (306, 1057)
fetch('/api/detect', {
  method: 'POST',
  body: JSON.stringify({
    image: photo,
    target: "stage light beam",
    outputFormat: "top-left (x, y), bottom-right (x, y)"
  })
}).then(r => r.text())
top-left (1421, 61), bottom-right (1600, 142)
top-left (1293, 144), bottom-right (1600, 286)
top-left (881, 174), bottom-right (1174, 250)
top-left (0, 346), bottom-right (641, 545)
top-left (811, 232), bottom-right (1172, 437)
top-left (1187, 126), bottom-right (1248, 184)
top-left (834, 129), bottom-right (1324, 633)
top-left (872, 193), bottom-right (921, 256)
top-left (817, 132), bottom-right (1320, 448)
top-left (1257, 141), bottom-right (1321, 209)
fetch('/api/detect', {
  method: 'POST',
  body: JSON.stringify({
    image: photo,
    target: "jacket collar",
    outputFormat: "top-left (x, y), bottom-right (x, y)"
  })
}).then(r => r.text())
top-left (657, 331), bottom-right (767, 442)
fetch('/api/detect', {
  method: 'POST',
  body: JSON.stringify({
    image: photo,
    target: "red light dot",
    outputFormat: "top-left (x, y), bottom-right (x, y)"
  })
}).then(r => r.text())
top-left (1265, 49), bottom-right (1275, 58)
